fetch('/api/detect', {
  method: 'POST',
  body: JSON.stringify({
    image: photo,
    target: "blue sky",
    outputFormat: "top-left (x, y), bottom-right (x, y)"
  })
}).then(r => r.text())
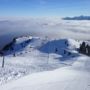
top-left (0, 0), bottom-right (90, 17)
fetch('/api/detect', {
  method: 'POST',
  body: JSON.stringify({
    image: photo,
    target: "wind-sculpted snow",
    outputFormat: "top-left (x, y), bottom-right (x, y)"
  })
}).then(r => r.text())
top-left (0, 18), bottom-right (90, 49)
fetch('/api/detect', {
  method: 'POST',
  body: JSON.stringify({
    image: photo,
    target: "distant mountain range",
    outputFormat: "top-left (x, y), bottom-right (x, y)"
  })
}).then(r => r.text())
top-left (63, 15), bottom-right (90, 20)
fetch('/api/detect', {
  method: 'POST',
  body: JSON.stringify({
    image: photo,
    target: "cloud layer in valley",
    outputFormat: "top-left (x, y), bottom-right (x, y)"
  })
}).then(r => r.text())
top-left (0, 17), bottom-right (90, 49)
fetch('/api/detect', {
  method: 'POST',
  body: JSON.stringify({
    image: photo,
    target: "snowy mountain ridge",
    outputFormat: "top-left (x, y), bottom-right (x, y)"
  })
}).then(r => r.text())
top-left (0, 36), bottom-right (90, 90)
top-left (0, 36), bottom-right (81, 85)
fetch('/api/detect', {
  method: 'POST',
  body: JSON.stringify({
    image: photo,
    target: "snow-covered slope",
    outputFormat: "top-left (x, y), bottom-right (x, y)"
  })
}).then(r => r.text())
top-left (0, 56), bottom-right (90, 90)
top-left (1, 35), bottom-right (90, 90)
top-left (0, 36), bottom-right (81, 85)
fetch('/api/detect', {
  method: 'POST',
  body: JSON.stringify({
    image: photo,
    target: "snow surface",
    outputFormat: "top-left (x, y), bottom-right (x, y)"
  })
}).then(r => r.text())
top-left (0, 35), bottom-right (90, 90)
top-left (0, 56), bottom-right (90, 90)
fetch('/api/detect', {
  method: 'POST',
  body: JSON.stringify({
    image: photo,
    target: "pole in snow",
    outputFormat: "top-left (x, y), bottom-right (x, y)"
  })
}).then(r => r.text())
top-left (0, 52), bottom-right (5, 68)
top-left (2, 55), bottom-right (5, 68)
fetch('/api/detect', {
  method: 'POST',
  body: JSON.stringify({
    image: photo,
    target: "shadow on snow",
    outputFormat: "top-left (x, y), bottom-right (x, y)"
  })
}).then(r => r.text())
top-left (38, 39), bottom-right (80, 61)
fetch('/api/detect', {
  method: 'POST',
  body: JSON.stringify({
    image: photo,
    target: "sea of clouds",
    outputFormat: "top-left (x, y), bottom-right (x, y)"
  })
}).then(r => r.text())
top-left (0, 17), bottom-right (90, 49)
